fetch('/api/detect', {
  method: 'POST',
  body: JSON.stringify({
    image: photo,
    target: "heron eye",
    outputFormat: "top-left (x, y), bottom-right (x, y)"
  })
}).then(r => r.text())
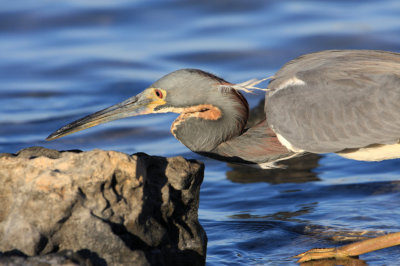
top-left (155, 89), bottom-right (163, 98)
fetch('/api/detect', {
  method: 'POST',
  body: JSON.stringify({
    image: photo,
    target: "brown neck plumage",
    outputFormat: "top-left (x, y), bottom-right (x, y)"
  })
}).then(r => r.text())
top-left (202, 119), bottom-right (294, 165)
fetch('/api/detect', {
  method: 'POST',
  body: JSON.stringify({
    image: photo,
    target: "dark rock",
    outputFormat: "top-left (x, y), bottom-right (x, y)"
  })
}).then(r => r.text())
top-left (0, 147), bottom-right (206, 266)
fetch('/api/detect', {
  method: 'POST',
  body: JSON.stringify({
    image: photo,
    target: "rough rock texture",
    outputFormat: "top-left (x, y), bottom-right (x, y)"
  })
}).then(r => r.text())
top-left (0, 147), bottom-right (206, 266)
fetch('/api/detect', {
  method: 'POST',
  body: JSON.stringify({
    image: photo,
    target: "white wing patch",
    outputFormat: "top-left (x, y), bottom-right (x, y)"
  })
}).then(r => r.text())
top-left (276, 133), bottom-right (305, 153)
top-left (255, 152), bottom-right (303, 169)
top-left (270, 76), bottom-right (306, 96)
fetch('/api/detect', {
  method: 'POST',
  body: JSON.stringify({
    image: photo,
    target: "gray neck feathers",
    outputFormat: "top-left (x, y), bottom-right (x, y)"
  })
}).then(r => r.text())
top-left (173, 88), bottom-right (248, 152)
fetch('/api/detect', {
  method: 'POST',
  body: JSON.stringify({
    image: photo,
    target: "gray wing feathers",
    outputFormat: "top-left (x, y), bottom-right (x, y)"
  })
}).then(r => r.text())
top-left (266, 50), bottom-right (400, 153)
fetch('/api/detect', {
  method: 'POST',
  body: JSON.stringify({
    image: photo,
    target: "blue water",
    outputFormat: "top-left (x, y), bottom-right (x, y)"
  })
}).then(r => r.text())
top-left (1, 1), bottom-right (400, 265)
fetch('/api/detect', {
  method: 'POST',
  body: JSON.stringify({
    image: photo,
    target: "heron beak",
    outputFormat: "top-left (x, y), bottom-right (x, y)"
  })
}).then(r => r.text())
top-left (46, 89), bottom-right (164, 140)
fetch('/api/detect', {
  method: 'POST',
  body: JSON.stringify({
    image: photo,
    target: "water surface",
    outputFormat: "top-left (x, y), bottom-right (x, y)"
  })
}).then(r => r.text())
top-left (1, 1), bottom-right (400, 265)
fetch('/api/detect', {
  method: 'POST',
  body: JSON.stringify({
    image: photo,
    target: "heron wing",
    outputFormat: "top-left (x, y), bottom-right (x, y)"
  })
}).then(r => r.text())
top-left (265, 50), bottom-right (400, 153)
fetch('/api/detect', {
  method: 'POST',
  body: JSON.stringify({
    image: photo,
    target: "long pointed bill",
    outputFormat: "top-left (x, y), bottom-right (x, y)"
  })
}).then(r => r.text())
top-left (46, 90), bottom-right (161, 141)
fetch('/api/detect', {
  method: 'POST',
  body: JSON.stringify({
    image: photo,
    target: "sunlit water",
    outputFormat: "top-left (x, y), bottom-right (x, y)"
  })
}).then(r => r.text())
top-left (1, 1), bottom-right (400, 265)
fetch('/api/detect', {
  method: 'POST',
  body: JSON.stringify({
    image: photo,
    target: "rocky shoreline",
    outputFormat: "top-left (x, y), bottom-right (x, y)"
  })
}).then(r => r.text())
top-left (0, 147), bottom-right (207, 266)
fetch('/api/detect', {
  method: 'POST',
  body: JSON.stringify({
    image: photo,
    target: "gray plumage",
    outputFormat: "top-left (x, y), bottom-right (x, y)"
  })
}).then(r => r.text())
top-left (47, 49), bottom-right (400, 167)
top-left (151, 69), bottom-right (249, 152)
top-left (266, 50), bottom-right (400, 153)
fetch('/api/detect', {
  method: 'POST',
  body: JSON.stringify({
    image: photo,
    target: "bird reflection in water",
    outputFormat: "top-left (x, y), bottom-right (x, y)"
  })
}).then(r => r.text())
top-left (226, 153), bottom-right (321, 184)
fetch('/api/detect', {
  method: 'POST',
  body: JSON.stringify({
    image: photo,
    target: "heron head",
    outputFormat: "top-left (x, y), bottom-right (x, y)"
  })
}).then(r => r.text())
top-left (47, 69), bottom-right (248, 152)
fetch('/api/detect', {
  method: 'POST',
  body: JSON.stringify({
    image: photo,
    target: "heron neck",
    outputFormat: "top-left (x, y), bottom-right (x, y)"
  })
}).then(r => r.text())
top-left (200, 119), bottom-right (294, 165)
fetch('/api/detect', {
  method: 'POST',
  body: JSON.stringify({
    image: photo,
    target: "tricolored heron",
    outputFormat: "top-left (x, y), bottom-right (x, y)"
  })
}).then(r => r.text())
top-left (47, 50), bottom-right (400, 261)
top-left (47, 50), bottom-right (400, 167)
